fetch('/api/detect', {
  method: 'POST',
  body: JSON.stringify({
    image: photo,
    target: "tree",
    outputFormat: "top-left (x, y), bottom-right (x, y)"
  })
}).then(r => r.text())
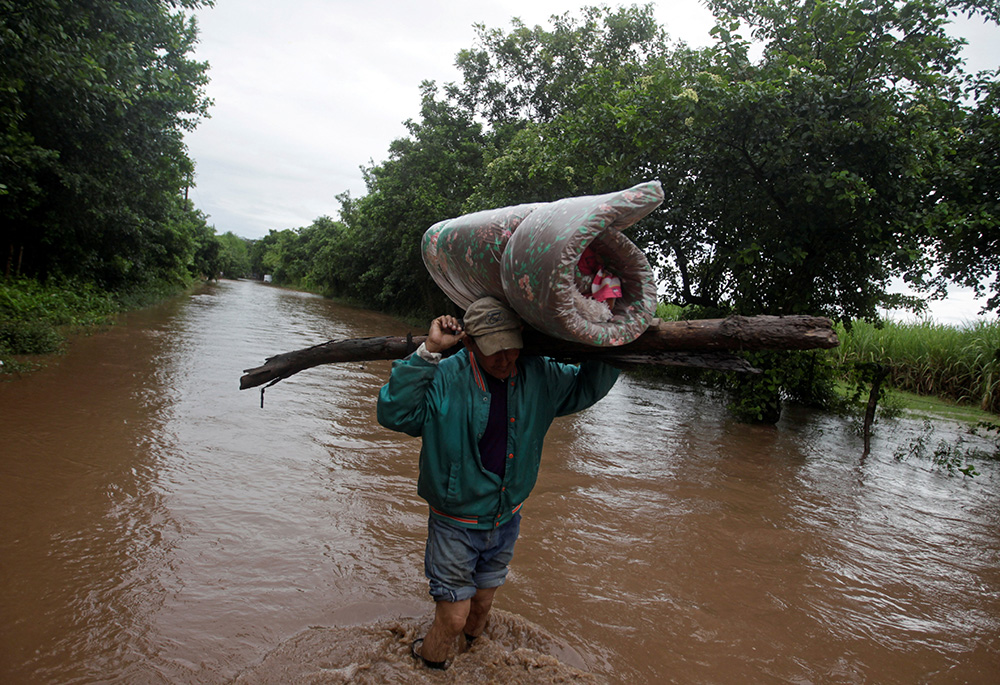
top-left (216, 231), bottom-right (252, 279)
top-left (926, 74), bottom-right (1000, 311)
top-left (0, 0), bottom-right (213, 289)
top-left (333, 81), bottom-right (487, 314)
top-left (455, 1), bottom-right (996, 323)
top-left (453, 4), bottom-right (673, 207)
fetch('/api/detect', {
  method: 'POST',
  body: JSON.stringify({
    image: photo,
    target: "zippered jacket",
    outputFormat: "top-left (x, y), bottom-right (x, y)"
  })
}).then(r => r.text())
top-left (377, 348), bottom-right (619, 529)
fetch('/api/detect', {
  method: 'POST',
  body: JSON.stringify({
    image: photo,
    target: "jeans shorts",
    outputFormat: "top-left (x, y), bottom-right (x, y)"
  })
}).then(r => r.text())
top-left (424, 512), bottom-right (521, 603)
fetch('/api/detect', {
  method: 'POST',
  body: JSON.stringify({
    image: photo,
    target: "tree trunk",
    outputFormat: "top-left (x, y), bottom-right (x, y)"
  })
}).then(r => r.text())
top-left (861, 363), bottom-right (891, 461)
top-left (240, 315), bottom-right (838, 391)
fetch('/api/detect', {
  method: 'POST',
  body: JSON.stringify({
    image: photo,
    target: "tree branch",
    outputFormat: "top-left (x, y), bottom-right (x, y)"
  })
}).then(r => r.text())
top-left (239, 315), bottom-right (839, 390)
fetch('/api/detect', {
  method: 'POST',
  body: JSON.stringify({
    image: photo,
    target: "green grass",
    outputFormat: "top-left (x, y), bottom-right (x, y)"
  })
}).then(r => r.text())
top-left (889, 388), bottom-right (997, 425)
top-left (1, 277), bottom-right (118, 327)
top-left (834, 319), bottom-right (999, 414)
top-left (1, 278), bottom-right (121, 372)
top-left (835, 379), bottom-right (997, 425)
top-left (0, 277), bottom-right (198, 374)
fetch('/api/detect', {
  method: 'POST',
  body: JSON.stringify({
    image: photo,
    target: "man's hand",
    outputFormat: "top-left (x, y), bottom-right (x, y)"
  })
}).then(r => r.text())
top-left (425, 315), bottom-right (465, 354)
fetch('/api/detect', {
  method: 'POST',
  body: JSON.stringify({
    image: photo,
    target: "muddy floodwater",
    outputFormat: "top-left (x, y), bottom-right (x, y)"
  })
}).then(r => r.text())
top-left (2, 279), bottom-right (998, 684)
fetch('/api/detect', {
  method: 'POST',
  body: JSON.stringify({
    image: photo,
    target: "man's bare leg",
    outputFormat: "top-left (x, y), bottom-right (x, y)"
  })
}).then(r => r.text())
top-left (419, 587), bottom-right (499, 663)
top-left (420, 598), bottom-right (471, 663)
top-left (463, 586), bottom-right (498, 640)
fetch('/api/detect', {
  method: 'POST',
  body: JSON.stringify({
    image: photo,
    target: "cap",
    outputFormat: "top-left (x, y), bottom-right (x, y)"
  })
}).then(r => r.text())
top-left (463, 297), bottom-right (523, 356)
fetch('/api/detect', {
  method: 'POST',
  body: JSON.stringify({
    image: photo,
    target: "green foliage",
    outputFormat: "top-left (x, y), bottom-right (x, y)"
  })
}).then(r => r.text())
top-left (893, 419), bottom-right (999, 477)
top-left (726, 350), bottom-right (838, 422)
top-left (451, 5), bottom-right (668, 127)
top-left (0, 277), bottom-right (119, 366)
top-left (216, 232), bottom-right (252, 279)
top-left (456, 6), bottom-right (676, 209)
top-left (926, 75), bottom-right (1000, 311)
top-left (1, 0), bottom-right (214, 290)
top-left (230, 2), bottom-right (996, 425)
top-left (444, 0), bottom-right (998, 326)
top-left (654, 302), bottom-right (686, 321)
top-left (0, 277), bottom-right (117, 327)
top-left (0, 320), bottom-right (63, 356)
top-left (250, 218), bottom-right (346, 293)
top-left (411, 0), bottom-right (995, 422)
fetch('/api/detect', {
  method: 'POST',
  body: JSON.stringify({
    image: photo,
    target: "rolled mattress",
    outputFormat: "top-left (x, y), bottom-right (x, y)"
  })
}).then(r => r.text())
top-left (421, 181), bottom-right (663, 346)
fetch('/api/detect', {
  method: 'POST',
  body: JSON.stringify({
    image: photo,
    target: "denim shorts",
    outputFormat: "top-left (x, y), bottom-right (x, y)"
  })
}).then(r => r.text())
top-left (424, 512), bottom-right (521, 603)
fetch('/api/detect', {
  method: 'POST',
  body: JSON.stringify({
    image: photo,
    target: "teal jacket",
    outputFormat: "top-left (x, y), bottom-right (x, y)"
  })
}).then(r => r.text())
top-left (377, 347), bottom-right (619, 529)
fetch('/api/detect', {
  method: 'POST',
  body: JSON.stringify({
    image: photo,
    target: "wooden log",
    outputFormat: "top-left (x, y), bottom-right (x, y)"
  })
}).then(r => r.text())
top-left (524, 315), bottom-right (839, 354)
top-left (239, 315), bottom-right (838, 390)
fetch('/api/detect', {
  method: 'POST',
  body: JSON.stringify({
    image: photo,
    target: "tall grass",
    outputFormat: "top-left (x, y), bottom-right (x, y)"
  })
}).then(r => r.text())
top-left (656, 303), bottom-right (998, 415)
top-left (834, 319), bottom-right (1000, 414)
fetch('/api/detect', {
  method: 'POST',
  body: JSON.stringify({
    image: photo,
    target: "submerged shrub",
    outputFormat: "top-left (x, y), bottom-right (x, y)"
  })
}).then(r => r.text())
top-left (0, 278), bottom-right (120, 363)
top-left (0, 320), bottom-right (63, 355)
top-left (0, 278), bottom-right (118, 326)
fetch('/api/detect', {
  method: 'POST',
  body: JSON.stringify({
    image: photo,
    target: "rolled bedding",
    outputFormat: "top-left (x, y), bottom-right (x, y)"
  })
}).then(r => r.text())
top-left (421, 181), bottom-right (664, 346)
top-left (421, 202), bottom-right (543, 309)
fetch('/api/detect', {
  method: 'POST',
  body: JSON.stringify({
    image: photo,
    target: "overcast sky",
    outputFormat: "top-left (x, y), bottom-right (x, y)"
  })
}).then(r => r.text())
top-left (182, 0), bottom-right (998, 323)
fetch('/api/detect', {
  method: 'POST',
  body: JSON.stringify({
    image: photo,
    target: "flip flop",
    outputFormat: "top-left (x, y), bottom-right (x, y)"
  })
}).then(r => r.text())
top-left (410, 637), bottom-right (447, 670)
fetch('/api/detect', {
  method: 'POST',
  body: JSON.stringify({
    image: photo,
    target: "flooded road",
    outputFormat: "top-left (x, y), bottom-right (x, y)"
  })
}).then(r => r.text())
top-left (1, 279), bottom-right (998, 683)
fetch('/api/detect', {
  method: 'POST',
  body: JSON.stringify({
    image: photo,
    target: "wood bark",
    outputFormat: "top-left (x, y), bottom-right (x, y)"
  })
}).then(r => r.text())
top-left (861, 363), bottom-right (891, 462)
top-left (240, 315), bottom-right (838, 390)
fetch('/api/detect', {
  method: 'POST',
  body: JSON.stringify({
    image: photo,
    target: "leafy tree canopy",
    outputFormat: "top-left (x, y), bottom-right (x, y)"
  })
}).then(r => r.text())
top-left (239, 1), bottom-right (997, 421)
top-left (447, 0), bottom-right (998, 322)
top-left (1, 0), bottom-right (214, 289)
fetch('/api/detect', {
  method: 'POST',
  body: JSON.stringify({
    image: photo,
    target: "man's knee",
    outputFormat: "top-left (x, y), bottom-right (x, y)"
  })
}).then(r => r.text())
top-left (439, 611), bottom-right (468, 635)
top-left (467, 587), bottom-right (498, 625)
top-left (471, 588), bottom-right (496, 613)
top-left (434, 599), bottom-right (471, 635)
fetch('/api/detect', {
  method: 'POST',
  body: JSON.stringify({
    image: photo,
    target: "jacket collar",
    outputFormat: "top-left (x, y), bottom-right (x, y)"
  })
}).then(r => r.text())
top-left (466, 347), bottom-right (518, 393)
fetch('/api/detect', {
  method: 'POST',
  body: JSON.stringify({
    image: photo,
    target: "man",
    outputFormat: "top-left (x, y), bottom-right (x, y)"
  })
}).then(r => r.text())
top-left (377, 296), bottom-right (619, 669)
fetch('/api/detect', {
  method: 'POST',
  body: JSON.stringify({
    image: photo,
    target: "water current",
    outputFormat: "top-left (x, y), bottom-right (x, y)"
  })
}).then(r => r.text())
top-left (1, 279), bottom-right (998, 683)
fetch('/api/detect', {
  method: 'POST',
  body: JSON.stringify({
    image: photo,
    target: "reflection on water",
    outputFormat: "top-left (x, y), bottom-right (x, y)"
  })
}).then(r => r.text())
top-left (1, 280), bottom-right (998, 683)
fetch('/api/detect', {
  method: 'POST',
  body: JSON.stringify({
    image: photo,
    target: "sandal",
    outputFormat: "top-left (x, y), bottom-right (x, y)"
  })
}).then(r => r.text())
top-left (410, 637), bottom-right (447, 670)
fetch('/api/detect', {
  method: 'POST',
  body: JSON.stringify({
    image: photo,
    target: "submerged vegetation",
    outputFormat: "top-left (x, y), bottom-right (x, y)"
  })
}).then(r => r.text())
top-left (894, 420), bottom-right (1000, 477)
top-left (0, 278), bottom-right (120, 372)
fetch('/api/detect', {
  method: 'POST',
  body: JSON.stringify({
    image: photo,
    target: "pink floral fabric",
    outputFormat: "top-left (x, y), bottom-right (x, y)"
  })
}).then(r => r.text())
top-left (421, 181), bottom-right (663, 347)
top-left (421, 203), bottom-right (541, 309)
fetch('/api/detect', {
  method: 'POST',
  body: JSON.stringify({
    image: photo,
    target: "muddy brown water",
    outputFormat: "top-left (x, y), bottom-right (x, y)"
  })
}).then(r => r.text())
top-left (1, 279), bottom-right (998, 684)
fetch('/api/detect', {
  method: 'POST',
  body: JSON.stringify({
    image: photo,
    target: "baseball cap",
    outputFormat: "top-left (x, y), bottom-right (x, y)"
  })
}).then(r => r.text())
top-left (463, 297), bottom-right (523, 356)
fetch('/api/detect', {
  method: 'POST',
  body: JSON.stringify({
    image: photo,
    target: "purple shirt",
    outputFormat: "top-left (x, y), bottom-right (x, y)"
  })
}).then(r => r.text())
top-left (478, 372), bottom-right (508, 479)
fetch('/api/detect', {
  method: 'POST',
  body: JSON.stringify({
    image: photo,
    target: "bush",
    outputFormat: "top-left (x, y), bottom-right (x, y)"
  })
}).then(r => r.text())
top-left (0, 277), bottom-right (117, 326)
top-left (0, 320), bottom-right (63, 355)
top-left (0, 278), bottom-right (119, 363)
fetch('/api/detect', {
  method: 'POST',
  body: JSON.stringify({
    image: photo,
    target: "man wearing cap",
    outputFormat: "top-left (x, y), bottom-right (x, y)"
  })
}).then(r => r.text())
top-left (377, 296), bottom-right (619, 669)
